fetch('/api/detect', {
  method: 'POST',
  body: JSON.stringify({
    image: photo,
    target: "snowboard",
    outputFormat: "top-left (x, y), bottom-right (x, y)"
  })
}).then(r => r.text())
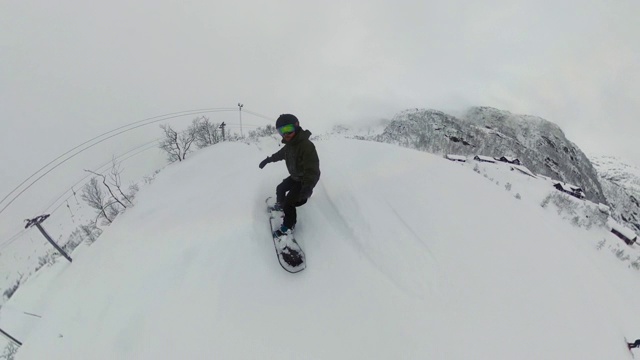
top-left (266, 197), bottom-right (306, 273)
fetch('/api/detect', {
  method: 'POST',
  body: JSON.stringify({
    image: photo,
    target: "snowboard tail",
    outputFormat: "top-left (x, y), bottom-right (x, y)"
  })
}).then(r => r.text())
top-left (266, 197), bottom-right (306, 273)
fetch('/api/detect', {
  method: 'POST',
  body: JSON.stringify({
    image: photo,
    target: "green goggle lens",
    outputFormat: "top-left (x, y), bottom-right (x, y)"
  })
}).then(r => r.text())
top-left (278, 124), bottom-right (296, 135)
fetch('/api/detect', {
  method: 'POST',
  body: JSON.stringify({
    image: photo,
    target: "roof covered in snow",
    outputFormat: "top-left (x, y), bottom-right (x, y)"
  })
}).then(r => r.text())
top-left (446, 154), bottom-right (466, 161)
top-left (608, 218), bottom-right (638, 240)
top-left (474, 155), bottom-right (495, 162)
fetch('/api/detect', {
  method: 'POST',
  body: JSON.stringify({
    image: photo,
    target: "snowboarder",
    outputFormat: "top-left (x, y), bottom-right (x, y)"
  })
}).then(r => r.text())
top-left (259, 114), bottom-right (320, 238)
top-left (629, 339), bottom-right (640, 350)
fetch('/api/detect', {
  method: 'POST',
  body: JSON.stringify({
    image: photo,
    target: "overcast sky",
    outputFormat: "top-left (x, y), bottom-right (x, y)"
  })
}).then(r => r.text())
top-left (1, 0), bottom-right (639, 226)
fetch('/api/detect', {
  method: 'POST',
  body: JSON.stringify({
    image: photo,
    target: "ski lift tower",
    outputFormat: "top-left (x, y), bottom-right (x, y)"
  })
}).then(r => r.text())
top-left (25, 214), bottom-right (72, 263)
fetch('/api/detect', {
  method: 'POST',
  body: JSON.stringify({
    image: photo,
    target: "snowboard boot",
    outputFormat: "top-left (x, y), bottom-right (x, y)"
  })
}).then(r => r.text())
top-left (273, 224), bottom-right (293, 239)
top-left (269, 202), bottom-right (283, 212)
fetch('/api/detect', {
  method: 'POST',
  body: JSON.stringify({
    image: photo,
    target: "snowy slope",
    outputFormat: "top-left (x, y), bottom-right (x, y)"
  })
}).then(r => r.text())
top-left (4, 138), bottom-right (640, 359)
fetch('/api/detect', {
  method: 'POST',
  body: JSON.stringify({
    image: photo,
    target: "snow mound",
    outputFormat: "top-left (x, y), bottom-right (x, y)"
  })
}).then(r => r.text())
top-left (7, 138), bottom-right (640, 360)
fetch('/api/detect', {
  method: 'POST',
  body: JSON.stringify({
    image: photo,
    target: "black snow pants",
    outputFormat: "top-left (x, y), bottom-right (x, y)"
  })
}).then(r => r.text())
top-left (276, 176), bottom-right (308, 230)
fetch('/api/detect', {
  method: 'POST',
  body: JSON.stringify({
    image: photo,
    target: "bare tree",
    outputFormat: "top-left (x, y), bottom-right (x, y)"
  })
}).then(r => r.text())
top-left (1, 341), bottom-right (18, 360)
top-left (158, 124), bottom-right (196, 162)
top-left (248, 124), bottom-right (277, 140)
top-left (85, 170), bottom-right (127, 209)
top-left (191, 116), bottom-right (222, 148)
top-left (109, 156), bottom-right (133, 206)
top-left (105, 200), bottom-right (122, 222)
top-left (81, 177), bottom-right (113, 224)
top-left (79, 222), bottom-right (102, 244)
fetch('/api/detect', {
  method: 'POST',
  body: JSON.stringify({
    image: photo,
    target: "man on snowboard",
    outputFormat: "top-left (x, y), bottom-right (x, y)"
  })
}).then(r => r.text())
top-left (259, 114), bottom-right (321, 238)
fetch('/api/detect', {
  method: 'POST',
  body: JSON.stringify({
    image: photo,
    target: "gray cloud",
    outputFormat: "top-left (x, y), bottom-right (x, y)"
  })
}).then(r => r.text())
top-left (1, 0), bottom-right (639, 229)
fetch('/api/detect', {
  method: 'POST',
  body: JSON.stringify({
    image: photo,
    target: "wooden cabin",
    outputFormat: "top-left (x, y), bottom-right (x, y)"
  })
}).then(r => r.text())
top-left (608, 219), bottom-right (638, 246)
top-left (553, 182), bottom-right (586, 199)
top-left (495, 156), bottom-right (521, 165)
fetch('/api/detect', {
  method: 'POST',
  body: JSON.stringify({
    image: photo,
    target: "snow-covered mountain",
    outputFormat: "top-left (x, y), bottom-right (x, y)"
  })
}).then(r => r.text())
top-left (590, 155), bottom-right (640, 196)
top-left (371, 107), bottom-right (606, 204)
top-left (3, 135), bottom-right (640, 359)
top-left (590, 155), bottom-right (640, 232)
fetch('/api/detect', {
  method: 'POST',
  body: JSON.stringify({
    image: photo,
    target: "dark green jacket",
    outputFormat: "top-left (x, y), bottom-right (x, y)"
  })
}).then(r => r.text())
top-left (270, 129), bottom-right (320, 190)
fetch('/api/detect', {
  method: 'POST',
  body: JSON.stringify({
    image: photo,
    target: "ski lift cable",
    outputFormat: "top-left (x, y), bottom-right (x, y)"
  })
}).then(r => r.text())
top-left (0, 108), bottom-right (235, 210)
top-left (0, 109), bottom-right (235, 216)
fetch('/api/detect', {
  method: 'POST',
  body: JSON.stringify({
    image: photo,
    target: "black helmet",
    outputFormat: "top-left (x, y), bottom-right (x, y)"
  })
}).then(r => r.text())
top-left (276, 114), bottom-right (298, 128)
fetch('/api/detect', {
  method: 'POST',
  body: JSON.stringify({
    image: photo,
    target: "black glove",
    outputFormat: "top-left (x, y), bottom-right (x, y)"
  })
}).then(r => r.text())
top-left (298, 186), bottom-right (313, 202)
top-left (259, 157), bottom-right (271, 169)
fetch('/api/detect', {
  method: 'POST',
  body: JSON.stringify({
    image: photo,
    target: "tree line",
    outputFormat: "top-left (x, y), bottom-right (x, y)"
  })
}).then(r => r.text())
top-left (81, 116), bottom-right (277, 226)
top-left (158, 116), bottom-right (277, 162)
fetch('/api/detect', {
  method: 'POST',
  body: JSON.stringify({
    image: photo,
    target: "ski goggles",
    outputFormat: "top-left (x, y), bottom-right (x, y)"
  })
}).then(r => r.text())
top-left (277, 124), bottom-right (296, 136)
